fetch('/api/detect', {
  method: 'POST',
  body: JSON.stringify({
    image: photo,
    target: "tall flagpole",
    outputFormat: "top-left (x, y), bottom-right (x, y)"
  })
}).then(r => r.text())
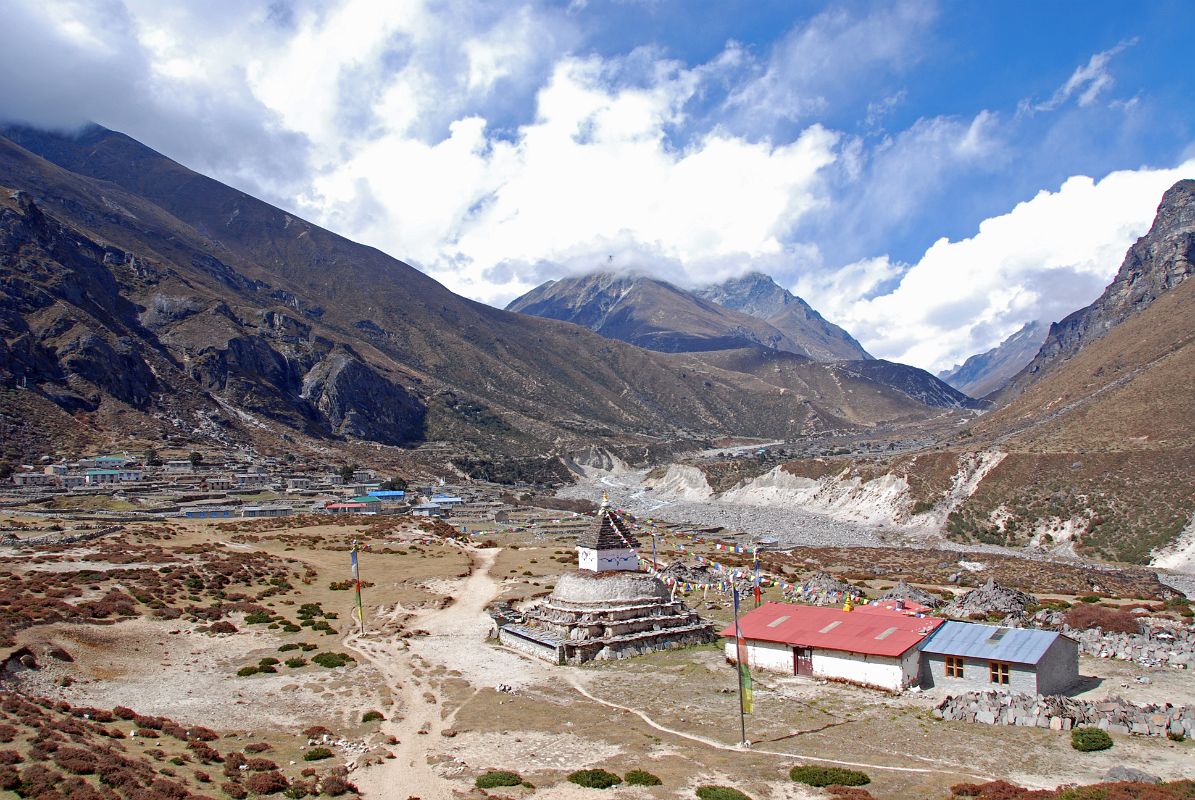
top-left (732, 587), bottom-right (748, 748)
top-left (351, 539), bottom-right (365, 635)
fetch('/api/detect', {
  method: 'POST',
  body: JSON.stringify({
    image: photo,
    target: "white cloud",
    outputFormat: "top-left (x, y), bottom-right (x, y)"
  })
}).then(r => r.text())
top-left (304, 52), bottom-right (840, 305)
top-left (1024, 38), bottom-right (1137, 114)
top-left (798, 159), bottom-right (1195, 372)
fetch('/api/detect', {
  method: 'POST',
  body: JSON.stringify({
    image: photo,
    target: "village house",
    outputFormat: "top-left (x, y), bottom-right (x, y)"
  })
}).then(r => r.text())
top-left (721, 602), bottom-right (944, 692)
top-left (324, 501), bottom-right (374, 514)
top-left (181, 506), bottom-right (234, 519)
top-left (410, 502), bottom-right (444, 517)
top-left (286, 477), bottom-right (312, 491)
top-left (240, 505), bottom-right (293, 518)
top-left (430, 493), bottom-right (464, 508)
top-left (919, 620), bottom-right (1079, 695)
top-left (165, 460), bottom-right (194, 473)
top-left (84, 468), bottom-right (143, 485)
top-left (12, 472), bottom-right (55, 486)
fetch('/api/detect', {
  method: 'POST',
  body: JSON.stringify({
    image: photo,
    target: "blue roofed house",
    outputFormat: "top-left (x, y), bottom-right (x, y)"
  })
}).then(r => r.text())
top-left (920, 621), bottom-right (1078, 695)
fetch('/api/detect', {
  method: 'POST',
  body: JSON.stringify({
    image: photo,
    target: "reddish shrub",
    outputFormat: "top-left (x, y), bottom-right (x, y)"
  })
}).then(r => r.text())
top-left (17, 763), bottom-right (63, 796)
top-left (301, 726), bottom-right (330, 738)
top-left (243, 743), bottom-right (271, 754)
top-left (0, 766), bottom-right (19, 791)
top-left (1064, 604), bottom-right (1141, 635)
top-left (52, 747), bottom-right (97, 775)
top-left (244, 771), bottom-right (288, 795)
top-left (209, 622), bottom-right (237, 634)
top-left (0, 751), bottom-right (21, 765)
top-left (222, 781), bottom-right (248, 799)
top-left (112, 707), bottom-right (136, 721)
top-left (0, 724), bottom-right (17, 743)
top-left (134, 729), bottom-right (159, 739)
top-left (246, 759), bottom-right (278, 772)
top-left (319, 776), bottom-right (358, 797)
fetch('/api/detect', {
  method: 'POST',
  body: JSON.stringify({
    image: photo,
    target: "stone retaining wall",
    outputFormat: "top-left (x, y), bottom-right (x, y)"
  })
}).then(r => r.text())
top-left (934, 690), bottom-right (1193, 739)
top-left (1027, 610), bottom-right (1193, 669)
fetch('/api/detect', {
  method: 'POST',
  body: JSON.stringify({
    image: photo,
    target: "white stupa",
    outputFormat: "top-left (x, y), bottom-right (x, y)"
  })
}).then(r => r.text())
top-left (575, 493), bottom-right (640, 572)
top-left (495, 494), bottom-right (716, 664)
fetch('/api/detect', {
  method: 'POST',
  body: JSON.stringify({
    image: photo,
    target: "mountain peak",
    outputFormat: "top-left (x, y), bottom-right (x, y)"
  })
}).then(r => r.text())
top-left (695, 272), bottom-right (871, 361)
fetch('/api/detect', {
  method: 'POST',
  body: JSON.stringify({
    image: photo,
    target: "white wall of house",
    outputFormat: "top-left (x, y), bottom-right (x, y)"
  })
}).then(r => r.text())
top-left (726, 639), bottom-right (911, 692)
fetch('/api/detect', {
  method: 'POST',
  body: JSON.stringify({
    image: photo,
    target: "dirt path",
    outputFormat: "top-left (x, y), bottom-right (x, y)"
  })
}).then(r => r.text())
top-left (567, 677), bottom-right (994, 782)
top-left (346, 546), bottom-right (503, 800)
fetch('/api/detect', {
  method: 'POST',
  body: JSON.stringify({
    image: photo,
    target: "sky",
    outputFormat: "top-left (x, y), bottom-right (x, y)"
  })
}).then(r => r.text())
top-left (1, 0), bottom-right (1194, 373)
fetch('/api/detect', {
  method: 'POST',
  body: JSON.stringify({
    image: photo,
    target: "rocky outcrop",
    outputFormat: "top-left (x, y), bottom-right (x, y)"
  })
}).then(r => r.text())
top-left (934, 691), bottom-right (1194, 739)
top-left (300, 348), bottom-right (425, 446)
top-left (1003, 179), bottom-right (1195, 398)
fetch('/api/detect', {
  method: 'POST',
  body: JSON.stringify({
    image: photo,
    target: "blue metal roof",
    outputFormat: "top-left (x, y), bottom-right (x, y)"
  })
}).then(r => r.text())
top-left (920, 621), bottom-right (1063, 664)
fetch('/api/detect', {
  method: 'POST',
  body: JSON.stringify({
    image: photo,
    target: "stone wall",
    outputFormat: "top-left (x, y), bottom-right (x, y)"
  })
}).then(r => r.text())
top-left (934, 690), bottom-right (1193, 739)
top-left (1027, 610), bottom-right (1193, 670)
top-left (0, 526), bottom-right (119, 547)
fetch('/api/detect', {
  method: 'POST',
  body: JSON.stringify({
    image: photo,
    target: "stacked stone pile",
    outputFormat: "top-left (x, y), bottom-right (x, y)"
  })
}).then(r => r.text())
top-left (934, 690), bottom-right (1194, 739)
top-left (877, 579), bottom-right (943, 609)
top-left (1027, 610), bottom-right (1193, 669)
top-left (941, 578), bottom-right (1037, 619)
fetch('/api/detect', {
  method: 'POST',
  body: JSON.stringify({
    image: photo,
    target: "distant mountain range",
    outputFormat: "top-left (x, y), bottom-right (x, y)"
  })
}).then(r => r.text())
top-left (508, 271), bottom-right (870, 361)
top-left (0, 124), bottom-right (977, 474)
top-left (938, 321), bottom-right (1048, 399)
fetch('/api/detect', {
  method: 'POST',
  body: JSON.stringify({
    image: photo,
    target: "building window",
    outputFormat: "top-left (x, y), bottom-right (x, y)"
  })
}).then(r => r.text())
top-left (989, 661), bottom-right (1010, 685)
top-left (944, 655), bottom-right (964, 678)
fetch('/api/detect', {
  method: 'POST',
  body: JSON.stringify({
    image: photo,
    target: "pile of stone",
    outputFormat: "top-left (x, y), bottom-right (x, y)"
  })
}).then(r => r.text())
top-left (657, 561), bottom-right (754, 593)
top-left (941, 578), bottom-right (1037, 619)
top-left (877, 579), bottom-right (943, 609)
top-left (934, 690), bottom-right (1194, 739)
top-left (1027, 610), bottom-right (1193, 669)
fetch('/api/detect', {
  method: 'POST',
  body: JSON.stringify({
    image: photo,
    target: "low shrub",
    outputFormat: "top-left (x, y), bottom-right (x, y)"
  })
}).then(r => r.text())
top-left (625, 769), bottom-right (662, 786)
top-left (236, 666), bottom-right (259, 678)
top-left (1167, 730), bottom-right (1185, 742)
top-left (568, 769), bottom-right (622, 789)
top-left (210, 621), bottom-right (237, 634)
top-left (278, 644), bottom-right (301, 652)
top-left (259, 658), bottom-right (279, 667)
top-left (311, 653), bottom-right (353, 669)
top-left (319, 776), bottom-right (357, 796)
top-left (361, 711), bottom-right (384, 723)
top-left (1071, 727), bottom-right (1113, 752)
top-left (695, 787), bottom-right (752, 800)
top-left (244, 612), bottom-right (272, 624)
top-left (302, 748), bottom-right (332, 762)
top-left (475, 770), bottom-right (522, 789)
top-left (285, 658), bottom-right (307, 669)
top-left (222, 781), bottom-right (248, 799)
top-left (245, 770), bottom-right (289, 794)
top-left (789, 765), bottom-right (870, 787)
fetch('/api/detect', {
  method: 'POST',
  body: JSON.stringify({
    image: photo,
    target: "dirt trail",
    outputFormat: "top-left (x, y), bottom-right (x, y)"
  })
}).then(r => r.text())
top-left (346, 546), bottom-right (503, 800)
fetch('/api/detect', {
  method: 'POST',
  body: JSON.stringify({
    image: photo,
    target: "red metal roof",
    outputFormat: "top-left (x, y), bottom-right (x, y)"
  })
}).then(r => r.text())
top-left (718, 602), bottom-right (943, 658)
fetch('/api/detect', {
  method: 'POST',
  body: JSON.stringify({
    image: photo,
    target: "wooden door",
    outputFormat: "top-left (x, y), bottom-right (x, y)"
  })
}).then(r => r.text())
top-left (793, 647), bottom-right (813, 676)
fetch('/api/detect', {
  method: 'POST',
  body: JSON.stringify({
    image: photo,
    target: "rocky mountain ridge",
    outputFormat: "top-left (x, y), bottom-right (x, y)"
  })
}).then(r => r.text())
top-left (938, 320), bottom-right (1048, 399)
top-left (999, 179), bottom-right (1195, 401)
top-left (506, 271), bottom-right (812, 355)
top-left (695, 271), bottom-right (871, 361)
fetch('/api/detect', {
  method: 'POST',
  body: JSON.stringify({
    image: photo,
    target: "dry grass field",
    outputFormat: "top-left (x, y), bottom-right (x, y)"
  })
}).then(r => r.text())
top-left (0, 514), bottom-right (1191, 800)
